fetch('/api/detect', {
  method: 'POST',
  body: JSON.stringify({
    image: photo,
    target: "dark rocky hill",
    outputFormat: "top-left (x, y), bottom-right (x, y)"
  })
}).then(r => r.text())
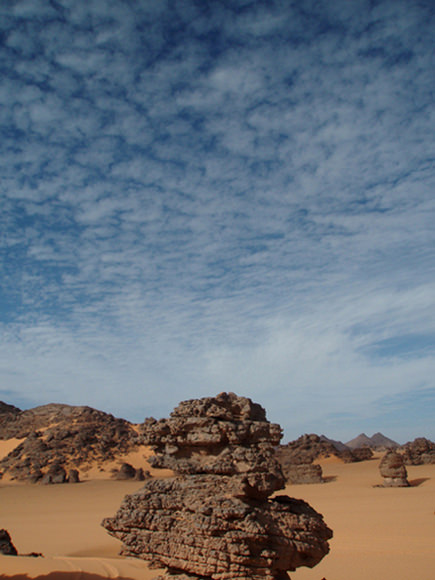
top-left (0, 401), bottom-right (21, 418)
top-left (0, 402), bottom-right (140, 482)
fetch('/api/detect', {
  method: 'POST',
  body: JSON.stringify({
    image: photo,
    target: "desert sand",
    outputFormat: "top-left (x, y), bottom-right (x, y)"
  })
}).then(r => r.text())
top-left (0, 444), bottom-right (434, 580)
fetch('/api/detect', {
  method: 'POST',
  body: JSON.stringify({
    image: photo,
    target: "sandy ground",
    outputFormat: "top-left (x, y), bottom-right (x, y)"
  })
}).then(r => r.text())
top-left (292, 457), bottom-right (435, 580)
top-left (0, 448), bottom-right (434, 580)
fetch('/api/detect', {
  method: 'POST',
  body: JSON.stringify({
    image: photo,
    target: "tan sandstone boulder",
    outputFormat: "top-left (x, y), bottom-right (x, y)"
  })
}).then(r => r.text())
top-left (379, 451), bottom-right (409, 487)
top-left (102, 392), bottom-right (332, 580)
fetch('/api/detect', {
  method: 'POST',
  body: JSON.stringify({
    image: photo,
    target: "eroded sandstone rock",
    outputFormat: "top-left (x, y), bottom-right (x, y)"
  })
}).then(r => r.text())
top-left (282, 463), bottom-right (323, 485)
top-left (401, 437), bottom-right (435, 465)
top-left (379, 451), bottom-right (409, 487)
top-left (0, 404), bottom-right (140, 482)
top-left (102, 392), bottom-right (332, 580)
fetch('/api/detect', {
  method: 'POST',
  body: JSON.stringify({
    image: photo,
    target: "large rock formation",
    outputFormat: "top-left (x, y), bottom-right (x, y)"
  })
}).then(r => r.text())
top-left (0, 403), bottom-right (140, 482)
top-left (379, 451), bottom-right (409, 487)
top-left (102, 392), bottom-right (332, 580)
top-left (401, 437), bottom-right (435, 465)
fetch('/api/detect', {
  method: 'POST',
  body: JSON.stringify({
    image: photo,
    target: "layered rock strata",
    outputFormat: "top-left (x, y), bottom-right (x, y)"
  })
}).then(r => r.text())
top-left (103, 392), bottom-right (332, 580)
top-left (379, 451), bottom-right (409, 487)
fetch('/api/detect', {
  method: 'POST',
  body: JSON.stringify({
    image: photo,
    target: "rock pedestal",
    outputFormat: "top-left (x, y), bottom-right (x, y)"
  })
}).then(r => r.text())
top-left (102, 392), bottom-right (332, 580)
top-left (379, 451), bottom-right (409, 487)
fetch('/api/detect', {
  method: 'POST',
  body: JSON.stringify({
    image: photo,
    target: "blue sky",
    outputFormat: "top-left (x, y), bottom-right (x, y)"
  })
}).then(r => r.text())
top-left (0, 0), bottom-right (434, 443)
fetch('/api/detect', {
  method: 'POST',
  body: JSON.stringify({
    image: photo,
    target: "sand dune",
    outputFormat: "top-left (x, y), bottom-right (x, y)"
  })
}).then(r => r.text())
top-left (1, 456), bottom-right (434, 580)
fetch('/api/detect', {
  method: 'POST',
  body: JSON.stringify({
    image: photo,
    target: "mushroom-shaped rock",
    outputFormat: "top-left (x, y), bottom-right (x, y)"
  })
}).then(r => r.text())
top-left (102, 392), bottom-right (332, 580)
top-left (379, 451), bottom-right (409, 487)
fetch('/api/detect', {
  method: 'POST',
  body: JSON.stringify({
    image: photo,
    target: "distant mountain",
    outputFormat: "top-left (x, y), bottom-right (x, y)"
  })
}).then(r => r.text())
top-left (345, 433), bottom-right (372, 449)
top-left (370, 432), bottom-right (400, 449)
top-left (345, 432), bottom-right (399, 450)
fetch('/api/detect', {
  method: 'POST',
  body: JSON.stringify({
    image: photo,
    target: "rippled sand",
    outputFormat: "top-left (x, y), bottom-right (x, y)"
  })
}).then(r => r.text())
top-left (0, 446), bottom-right (434, 580)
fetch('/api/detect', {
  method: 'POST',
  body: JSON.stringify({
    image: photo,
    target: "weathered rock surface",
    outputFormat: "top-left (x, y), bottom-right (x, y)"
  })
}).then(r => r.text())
top-left (0, 401), bottom-right (21, 418)
top-left (341, 447), bottom-right (373, 462)
top-left (40, 462), bottom-right (67, 484)
top-left (0, 529), bottom-right (17, 556)
top-left (113, 462), bottom-right (150, 481)
top-left (401, 437), bottom-right (435, 465)
top-left (68, 468), bottom-right (80, 483)
top-left (281, 463), bottom-right (323, 485)
top-left (0, 403), bottom-right (140, 482)
top-left (379, 451), bottom-right (409, 487)
top-left (103, 392), bottom-right (332, 580)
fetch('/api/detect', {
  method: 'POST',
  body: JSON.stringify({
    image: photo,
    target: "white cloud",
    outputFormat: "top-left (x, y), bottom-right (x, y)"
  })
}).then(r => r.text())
top-left (0, 0), bottom-right (433, 441)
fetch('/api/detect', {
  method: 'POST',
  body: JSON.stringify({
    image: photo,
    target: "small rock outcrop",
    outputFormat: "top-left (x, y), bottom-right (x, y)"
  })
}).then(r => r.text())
top-left (113, 462), bottom-right (149, 481)
top-left (277, 434), bottom-right (372, 473)
top-left (103, 392), bottom-right (332, 580)
top-left (67, 468), bottom-right (80, 483)
top-left (0, 529), bottom-right (17, 555)
top-left (275, 441), bottom-right (324, 484)
top-left (41, 462), bottom-right (67, 484)
top-left (379, 451), bottom-right (409, 487)
top-left (341, 447), bottom-right (373, 462)
top-left (282, 463), bottom-right (323, 485)
top-left (401, 438), bottom-right (435, 465)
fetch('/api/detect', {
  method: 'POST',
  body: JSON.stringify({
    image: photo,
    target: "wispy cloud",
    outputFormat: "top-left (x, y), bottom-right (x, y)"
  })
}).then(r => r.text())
top-left (0, 0), bottom-right (434, 442)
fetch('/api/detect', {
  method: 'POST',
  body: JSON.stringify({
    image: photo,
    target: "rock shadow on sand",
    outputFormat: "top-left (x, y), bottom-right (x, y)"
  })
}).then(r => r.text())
top-left (409, 477), bottom-right (430, 487)
top-left (322, 475), bottom-right (337, 483)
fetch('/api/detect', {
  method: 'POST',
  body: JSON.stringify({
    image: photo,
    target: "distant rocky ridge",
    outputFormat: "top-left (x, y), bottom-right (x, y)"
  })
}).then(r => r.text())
top-left (277, 434), bottom-right (373, 482)
top-left (0, 402), bottom-right (140, 482)
top-left (1, 399), bottom-right (433, 487)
